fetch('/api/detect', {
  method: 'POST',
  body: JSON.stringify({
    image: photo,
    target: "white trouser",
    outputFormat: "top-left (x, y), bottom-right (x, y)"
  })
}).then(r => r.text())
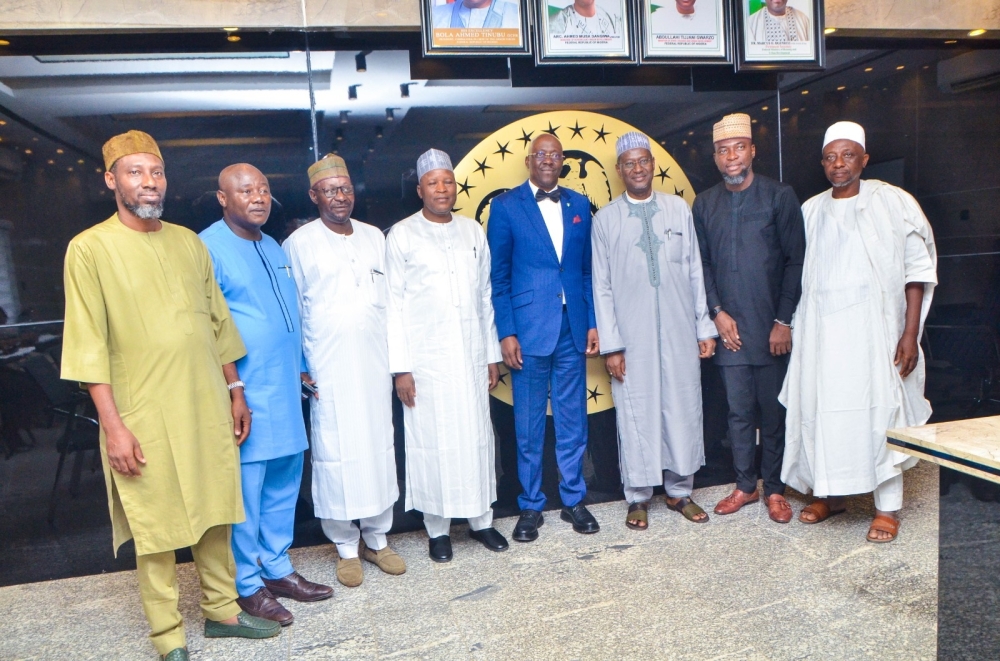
top-left (423, 510), bottom-right (494, 538)
top-left (320, 505), bottom-right (394, 559)
top-left (872, 473), bottom-right (904, 513)
top-left (624, 470), bottom-right (695, 503)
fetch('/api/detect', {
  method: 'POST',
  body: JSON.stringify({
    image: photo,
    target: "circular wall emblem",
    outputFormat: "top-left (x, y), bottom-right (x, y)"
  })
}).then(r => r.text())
top-left (453, 110), bottom-right (696, 414)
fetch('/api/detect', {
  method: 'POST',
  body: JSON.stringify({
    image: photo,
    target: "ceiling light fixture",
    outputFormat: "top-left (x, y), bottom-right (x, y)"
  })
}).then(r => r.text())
top-left (223, 27), bottom-right (239, 32)
top-left (400, 83), bottom-right (411, 99)
top-left (24, 149), bottom-right (32, 154)
top-left (896, 65), bottom-right (905, 70)
top-left (761, 106), bottom-right (768, 111)
top-left (368, 144), bottom-right (375, 153)
top-left (385, 108), bottom-right (395, 122)
top-left (56, 148), bottom-right (64, 154)
top-left (355, 51), bottom-right (370, 73)
top-left (944, 40), bottom-right (958, 44)
top-left (227, 35), bottom-right (241, 42)
top-left (348, 84), bottom-right (360, 100)
top-left (781, 107), bottom-right (789, 112)
top-left (801, 90), bottom-right (809, 95)
top-left (968, 29), bottom-right (986, 37)
top-left (864, 67), bottom-right (873, 72)
top-left (0, 40), bottom-right (9, 47)
top-left (824, 27), bottom-right (836, 35)
top-left (47, 159), bottom-right (54, 164)
top-left (375, 126), bottom-right (383, 139)
top-left (340, 110), bottom-right (350, 124)
top-left (837, 85), bottom-right (846, 90)
top-left (336, 129), bottom-right (344, 142)
top-left (77, 159), bottom-right (84, 164)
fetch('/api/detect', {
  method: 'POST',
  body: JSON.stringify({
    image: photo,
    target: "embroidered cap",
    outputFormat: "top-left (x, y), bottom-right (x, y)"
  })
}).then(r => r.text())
top-left (102, 130), bottom-right (162, 171)
top-left (615, 131), bottom-right (651, 157)
top-left (416, 148), bottom-right (454, 180)
top-left (308, 153), bottom-right (350, 187)
top-left (712, 113), bottom-right (752, 143)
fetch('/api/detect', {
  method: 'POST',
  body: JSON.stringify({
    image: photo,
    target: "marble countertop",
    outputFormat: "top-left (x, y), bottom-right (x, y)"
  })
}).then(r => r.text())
top-left (888, 416), bottom-right (1000, 483)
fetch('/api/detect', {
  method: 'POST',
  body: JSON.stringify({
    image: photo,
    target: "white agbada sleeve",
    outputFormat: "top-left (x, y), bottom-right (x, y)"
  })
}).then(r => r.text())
top-left (385, 224), bottom-right (412, 374)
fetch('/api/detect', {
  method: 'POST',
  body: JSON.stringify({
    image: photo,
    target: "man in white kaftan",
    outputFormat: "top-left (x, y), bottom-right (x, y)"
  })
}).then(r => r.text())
top-left (593, 132), bottom-right (717, 530)
top-left (386, 149), bottom-right (509, 562)
top-left (779, 122), bottom-right (937, 543)
top-left (283, 154), bottom-right (405, 585)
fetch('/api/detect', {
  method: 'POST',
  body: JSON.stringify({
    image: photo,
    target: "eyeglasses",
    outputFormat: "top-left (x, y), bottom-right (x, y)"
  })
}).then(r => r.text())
top-left (621, 157), bottom-right (652, 171)
top-left (529, 151), bottom-right (564, 163)
top-left (314, 185), bottom-right (355, 198)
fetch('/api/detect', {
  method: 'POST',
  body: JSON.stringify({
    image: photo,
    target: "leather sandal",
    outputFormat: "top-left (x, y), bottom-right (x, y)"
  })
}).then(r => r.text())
top-left (799, 499), bottom-right (847, 524)
top-left (666, 496), bottom-right (709, 523)
top-left (626, 501), bottom-right (649, 530)
top-left (867, 514), bottom-right (899, 543)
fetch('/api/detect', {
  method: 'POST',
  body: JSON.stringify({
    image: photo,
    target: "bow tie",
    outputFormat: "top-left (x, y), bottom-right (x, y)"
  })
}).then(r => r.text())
top-left (535, 187), bottom-right (561, 203)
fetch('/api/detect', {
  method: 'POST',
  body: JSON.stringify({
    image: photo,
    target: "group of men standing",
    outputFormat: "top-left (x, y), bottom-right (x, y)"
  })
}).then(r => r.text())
top-left (62, 109), bottom-right (936, 658)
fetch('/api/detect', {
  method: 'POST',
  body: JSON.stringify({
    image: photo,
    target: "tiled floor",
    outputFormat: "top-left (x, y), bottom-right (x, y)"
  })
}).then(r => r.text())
top-left (0, 461), bottom-right (938, 660)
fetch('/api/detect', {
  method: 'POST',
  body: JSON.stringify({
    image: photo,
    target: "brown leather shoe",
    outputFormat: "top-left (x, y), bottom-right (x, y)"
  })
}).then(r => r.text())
top-left (235, 588), bottom-right (294, 626)
top-left (714, 488), bottom-right (760, 515)
top-left (262, 572), bottom-right (334, 602)
top-left (767, 493), bottom-right (793, 523)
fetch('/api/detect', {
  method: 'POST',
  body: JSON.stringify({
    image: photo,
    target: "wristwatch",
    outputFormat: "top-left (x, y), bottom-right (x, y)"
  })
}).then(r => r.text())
top-left (709, 306), bottom-right (723, 321)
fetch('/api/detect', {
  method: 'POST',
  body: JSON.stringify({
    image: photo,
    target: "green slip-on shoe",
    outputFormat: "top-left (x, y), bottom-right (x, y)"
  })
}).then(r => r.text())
top-left (204, 611), bottom-right (282, 639)
top-left (161, 649), bottom-right (189, 661)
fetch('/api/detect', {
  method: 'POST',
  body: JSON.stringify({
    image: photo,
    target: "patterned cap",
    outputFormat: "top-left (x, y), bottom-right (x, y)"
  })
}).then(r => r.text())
top-left (102, 130), bottom-right (162, 170)
top-left (416, 148), bottom-right (454, 180)
top-left (823, 121), bottom-right (866, 151)
top-left (713, 113), bottom-right (752, 143)
top-left (308, 153), bottom-right (350, 187)
top-left (615, 132), bottom-right (652, 157)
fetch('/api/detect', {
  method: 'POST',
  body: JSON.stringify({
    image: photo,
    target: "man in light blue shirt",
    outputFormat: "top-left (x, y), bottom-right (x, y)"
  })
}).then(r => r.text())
top-left (432, 0), bottom-right (520, 29)
top-left (200, 163), bottom-right (332, 626)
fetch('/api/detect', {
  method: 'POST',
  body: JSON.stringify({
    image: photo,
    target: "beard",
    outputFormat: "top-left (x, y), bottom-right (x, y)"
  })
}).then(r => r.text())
top-left (722, 168), bottom-right (749, 185)
top-left (830, 172), bottom-right (861, 188)
top-left (123, 199), bottom-right (164, 220)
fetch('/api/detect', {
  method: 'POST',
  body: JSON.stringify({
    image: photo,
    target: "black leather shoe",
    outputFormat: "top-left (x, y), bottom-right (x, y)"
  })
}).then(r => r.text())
top-left (561, 504), bottom-right (600, 534)
top-left (469, 527), bottom-right (509, 552)
top-left (512, 510), bottom-right (544, 542)
top-left (429, 535), bottom-right (453, 563)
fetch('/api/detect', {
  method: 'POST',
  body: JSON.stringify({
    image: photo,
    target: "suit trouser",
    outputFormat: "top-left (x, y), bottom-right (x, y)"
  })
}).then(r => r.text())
top-left (232, 452), bottom-right (304, 597)
top-left (423, 510), bottom-right (494, 538)
top-left (511, 308), bottom-right (588, 511)
top-left (719, 362), bottom-right (787, 498)
top-left (320, 505), bottom-right (393, 559)
top-left (136, 524), bottom-right (241, 656)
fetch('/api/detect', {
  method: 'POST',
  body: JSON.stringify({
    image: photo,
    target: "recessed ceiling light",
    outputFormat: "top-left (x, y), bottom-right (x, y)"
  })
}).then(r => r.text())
top-left (801, 90), bottom-right (809, 95)
top-left (682, 140), bottom-right (687, 145)
top-left (687, 131), bottom-right (694, 136)
top-left (896, 65), bottom-right (905, 70)
top-left (0, 120), bottom-right (6, 125)
top-left (864, 67), bottom-right (873, 72)
top-left (968, 29), bottom-right (986, 37)
top-left (761, 106), bottom-right (768, 111)
top-left (47, 159), bottom-right (54, 164)
top-left (781, 107), bottom-right (789, 112)
top-left (67, 167), bottom-right (73, 172)
top-left (824, 27), bottom-right (836, 35)
top-left (77, 159), bottom-right (84, 164)
top-left (223, 27), bottom-right (239, 32)
top-left (751, 119), bottom-right (758, 124)
top-left (95, 168), bottom-right (102, 173)
top-left (227, 35), bottom-right (241, 42)
top-left (837, 85), bottom-right (846, 90)
top-left (0, 40), bottom-right (9, 47)
top-left (56, 148), bottom-right (64, 154)
top-left (24, 149), bottom-right (32, 154)
top-left (944, 40), bottom-right (958, 44)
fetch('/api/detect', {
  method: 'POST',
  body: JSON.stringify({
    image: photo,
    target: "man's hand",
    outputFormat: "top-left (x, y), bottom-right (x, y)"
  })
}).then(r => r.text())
top-left (105, 424), bottom-right (146, 477)
top-left (301, 372), bottom-right (319, 399)
top-left (231, 388), bottom-right (251, 445)
top-left (714, 311), bottom-right (741, 352)
top-left (395, 373), bottom-right (417, 407)
top-left (501, 336), bottom-right (523, 370)
top-left (769, 323), bottom-right (792, 356)
top-left (586, 329), bottom-right (600, 357)
top-left (605, 351), bottom-right (625, 382)
top-left (894, 333), bottom-right (919, 378)
top-left (698, 339), bottom-right (716, 359)
top-left (488, 363), bottom-right (500, 391)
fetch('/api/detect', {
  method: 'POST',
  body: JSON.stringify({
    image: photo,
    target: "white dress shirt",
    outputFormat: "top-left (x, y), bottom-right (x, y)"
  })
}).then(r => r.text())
top-left (528, 181), bottom-right (564, 262)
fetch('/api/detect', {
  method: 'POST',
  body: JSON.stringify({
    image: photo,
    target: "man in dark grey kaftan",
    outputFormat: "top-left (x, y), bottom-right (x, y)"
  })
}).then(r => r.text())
top-left (593, 132), bottom-right (718, 529)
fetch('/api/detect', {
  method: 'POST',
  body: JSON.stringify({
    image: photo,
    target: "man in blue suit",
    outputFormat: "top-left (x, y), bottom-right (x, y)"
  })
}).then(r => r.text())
top-left (487, 134), bottom-right (601, 542)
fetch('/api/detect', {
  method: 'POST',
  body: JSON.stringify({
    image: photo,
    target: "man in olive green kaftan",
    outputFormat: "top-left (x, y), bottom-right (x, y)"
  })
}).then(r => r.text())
top-left (61, 130), bottom-right (280, 660)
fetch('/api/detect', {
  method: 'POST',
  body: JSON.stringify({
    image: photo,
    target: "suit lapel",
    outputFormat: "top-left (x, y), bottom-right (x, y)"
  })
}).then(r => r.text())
top-left (560, 193), bottom-right (577, 261)
top-left (518, 182), bottom-right (560, 264)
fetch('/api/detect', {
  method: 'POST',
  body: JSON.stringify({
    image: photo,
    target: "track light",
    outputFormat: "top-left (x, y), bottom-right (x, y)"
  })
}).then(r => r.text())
top-left (348, 84), bottom-right (360, 100)
top-left (336, 129), bottom-right (344, 142)
top-left (340, 110), bottom-right (350, 124)
top-left (385, 108), bottom-right (395, 122)
top-left (375, 126), bottom-right (383, 139)
top-left (400, 83), bottom-right (411, 98)
top-left (355, 51), bottom-right (370, 72)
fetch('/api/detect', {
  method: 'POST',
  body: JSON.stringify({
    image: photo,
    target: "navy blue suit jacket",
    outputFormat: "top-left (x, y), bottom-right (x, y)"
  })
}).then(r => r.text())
top-left (487, 181), bottom-right (596, 356)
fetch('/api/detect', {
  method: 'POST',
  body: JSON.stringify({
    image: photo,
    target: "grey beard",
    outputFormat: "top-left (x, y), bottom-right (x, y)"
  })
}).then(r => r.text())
top-left (722, 168), bottom-right (748, 185)
top-left (830, 172), bottom-right (861, 188)
top-left (124, 200), bottom-right (164, 220)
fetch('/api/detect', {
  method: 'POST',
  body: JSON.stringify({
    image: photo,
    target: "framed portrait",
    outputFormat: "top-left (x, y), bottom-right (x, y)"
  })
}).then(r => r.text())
top-left (421, 0), bottom-right (531, 56)
top-left (532, 0), bottom-right (637, 64)
top-left (733, 0), bottom-right (825, 71)
top-left (638, 0), bottom-right (731, 64)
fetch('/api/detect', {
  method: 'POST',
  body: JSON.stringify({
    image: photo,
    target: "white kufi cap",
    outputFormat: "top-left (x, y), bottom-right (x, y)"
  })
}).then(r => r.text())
top-left (822, 121), bottom-right (866, 151)
top-left (615, 131), bottom-right (651, 157)
top-left (416, 148), bottom-right (454, 179)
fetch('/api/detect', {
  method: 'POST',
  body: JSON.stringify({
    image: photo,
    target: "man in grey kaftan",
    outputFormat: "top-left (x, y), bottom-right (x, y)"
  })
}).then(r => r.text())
top-left (593, 132), bottom-right (717, 528)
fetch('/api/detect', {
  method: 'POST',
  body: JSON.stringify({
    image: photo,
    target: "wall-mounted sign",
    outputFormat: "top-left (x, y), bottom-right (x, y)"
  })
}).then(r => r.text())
top-left (638, 0), bottom-right (732, 64)
top-left (734, 0), bottom-right (825, 70)
top-left (421, 0), bottom-right (531, 56)
top-left (532, 0), bottom-right (637, 64)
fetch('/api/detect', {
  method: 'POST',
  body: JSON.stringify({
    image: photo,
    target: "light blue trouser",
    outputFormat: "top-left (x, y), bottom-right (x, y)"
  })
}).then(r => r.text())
top-left (232, 452), bottom-right (304, 597)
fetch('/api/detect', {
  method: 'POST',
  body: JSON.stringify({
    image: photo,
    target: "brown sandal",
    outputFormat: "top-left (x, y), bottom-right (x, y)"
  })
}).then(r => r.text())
top-left (666, 497), bottom-right (709, 524)
top-left (799, 500), bottom-right (847, 524)
top-left (626, 501), bottom-right (649, 530)
top-left (867, 514), bottom-right (899, 543)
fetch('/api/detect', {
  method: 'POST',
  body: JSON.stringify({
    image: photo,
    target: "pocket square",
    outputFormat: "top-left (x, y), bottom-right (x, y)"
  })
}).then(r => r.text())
top-left (572, 215), bottom-right (582, 224)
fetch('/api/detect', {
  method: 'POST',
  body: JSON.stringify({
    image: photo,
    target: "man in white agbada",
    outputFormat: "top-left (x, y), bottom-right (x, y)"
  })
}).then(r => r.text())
top-left (779, 122), bottom-right (937, 543)
top-left (592, 132), bottom-right (717, 530)
top-left (385, 149), bottom-right (509, 563)
top-left (283, 154), bottom-right (406, 586)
